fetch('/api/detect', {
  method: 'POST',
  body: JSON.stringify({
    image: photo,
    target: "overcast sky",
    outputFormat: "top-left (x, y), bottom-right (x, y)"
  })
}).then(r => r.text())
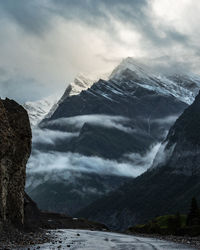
top-left (0, 0), bottom-right (199, 102)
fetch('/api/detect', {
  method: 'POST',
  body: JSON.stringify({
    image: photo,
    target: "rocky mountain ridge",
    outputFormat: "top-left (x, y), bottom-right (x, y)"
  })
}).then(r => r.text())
top-left (24, 74), bottom-right (97, 127)
top-left (110, 57), bottom-right (200, 105)
top-left (152, 90), bottom-right (200, 175)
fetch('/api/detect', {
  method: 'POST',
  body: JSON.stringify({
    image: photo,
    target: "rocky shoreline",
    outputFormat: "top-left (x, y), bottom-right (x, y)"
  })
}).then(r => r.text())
top-left (130, 233), bottom-right (200, 249)
top-left (157, 235), bottom-right (200, 249)
top-left (0, 229), bottom-right (51, 249)
top-left (0, 212), bottom-right (108, 249)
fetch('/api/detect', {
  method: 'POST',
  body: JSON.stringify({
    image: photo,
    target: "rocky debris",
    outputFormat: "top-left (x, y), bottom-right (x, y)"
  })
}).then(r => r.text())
top-left (40, 211), bottom-right (108, 231)
top-left (129, 233), bottom-right (200, 249)
top-left (0, 98), bottom-right (32, 229)
top-left (160, 235), bottom-right (200, 249)
top-left (0, 210), bottom-right (108, 247)
top-left (16, 229), bottom-right (197, 249)
top-left (24, 193), bottom-right (41, 231)
top-left (0, 228), bottom-right (51, 249)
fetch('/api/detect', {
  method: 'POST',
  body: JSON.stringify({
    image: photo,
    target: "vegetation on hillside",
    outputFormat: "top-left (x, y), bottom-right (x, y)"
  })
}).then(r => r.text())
top-left (128, 197), bottom-right (200, 236)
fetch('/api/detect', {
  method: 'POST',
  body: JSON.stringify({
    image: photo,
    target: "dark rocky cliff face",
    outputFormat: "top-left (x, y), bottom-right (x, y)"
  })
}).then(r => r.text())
top-left (0, 98), bottom-right (32, 229)
top-left (152, 91), bottom-right (200, 175)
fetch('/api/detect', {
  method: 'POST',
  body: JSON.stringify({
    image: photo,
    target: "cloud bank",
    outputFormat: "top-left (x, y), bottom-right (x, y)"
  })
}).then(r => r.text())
top-left (32, 128), bottom-right (79, 145)
top-left (27, 143), bottom-right (161, 182)
top-left (45, 114), bottom-right (133, 133)
top-left (152, 115), bottom-right (178, 125)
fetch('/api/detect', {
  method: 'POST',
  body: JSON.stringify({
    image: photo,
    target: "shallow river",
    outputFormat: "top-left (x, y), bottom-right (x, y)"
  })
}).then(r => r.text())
top-left (21, 229), bottom-right (195, 250)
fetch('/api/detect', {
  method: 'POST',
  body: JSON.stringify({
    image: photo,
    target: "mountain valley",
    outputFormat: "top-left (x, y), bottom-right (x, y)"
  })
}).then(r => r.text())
top-left (26, 58), bottom-right (200, 218)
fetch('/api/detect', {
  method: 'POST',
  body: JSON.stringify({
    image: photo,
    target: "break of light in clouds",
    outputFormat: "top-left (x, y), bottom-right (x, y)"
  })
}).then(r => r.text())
top-left (0, 0), bottom-right (200, 102)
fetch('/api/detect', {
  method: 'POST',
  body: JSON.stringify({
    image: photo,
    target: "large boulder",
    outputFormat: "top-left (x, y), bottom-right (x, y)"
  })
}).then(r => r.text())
top-left (0, 98), bottom-right (32, 229)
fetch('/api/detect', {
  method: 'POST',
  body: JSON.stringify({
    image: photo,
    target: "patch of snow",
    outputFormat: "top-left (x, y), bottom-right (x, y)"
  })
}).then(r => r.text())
top-left (109, 57), bottom-right (200, 105)
top-left (110, 57), bottom-right (154, 80)
top-left (24, 74), bottom-right (104, 127)
top-left (45, 73), bottom-right (107, 119)
top-left (24, 95), bottom-right (60, 127)
top-left (70, 74), bottom-right (95, 96)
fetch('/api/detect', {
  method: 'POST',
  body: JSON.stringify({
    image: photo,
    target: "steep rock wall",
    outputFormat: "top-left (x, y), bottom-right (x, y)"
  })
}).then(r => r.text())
top-left (0, 98), bottom-right (31, 228)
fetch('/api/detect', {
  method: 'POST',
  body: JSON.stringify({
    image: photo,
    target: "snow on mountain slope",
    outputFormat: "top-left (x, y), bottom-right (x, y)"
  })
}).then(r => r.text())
top-left (110, 57), bottom-right (200, 105)
top-left (70, 74), bottom-right (97, 96)
top-left (24, 95), bottom-right (59, 127)
top-left (45, 74), bottom-right (97, 120)
top-left (25, 57), bottom-right (200, 127)
top-left (110, 57), bottom-right (153, 80)
top-left (24, 74), bottom-right (101, 127)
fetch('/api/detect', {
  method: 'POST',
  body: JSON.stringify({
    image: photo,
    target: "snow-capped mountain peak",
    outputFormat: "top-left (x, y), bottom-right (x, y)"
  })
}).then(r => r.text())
top-left (109, 57), bottom-right (200, 105)
top-left (24, 58), bottom-right (200, 127)
top-left (24, 95), bottom-right (60, 127)
top-left (24, 74), bottom-right (97, 127)
top-left (109, 57), bottom-right (153, 80)
top-left (69, 74), bottom-right (95, 96)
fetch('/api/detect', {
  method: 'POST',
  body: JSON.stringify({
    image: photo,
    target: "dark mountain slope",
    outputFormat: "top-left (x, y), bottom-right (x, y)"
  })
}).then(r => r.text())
top-left (27, 173), bottom-right (132, 215)
top-left (76, 91), bottom-right (200, 231)
top-left (153, 90), bottom-right (200, 175)
top-left (76, 169), bottom-right (200, 231)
